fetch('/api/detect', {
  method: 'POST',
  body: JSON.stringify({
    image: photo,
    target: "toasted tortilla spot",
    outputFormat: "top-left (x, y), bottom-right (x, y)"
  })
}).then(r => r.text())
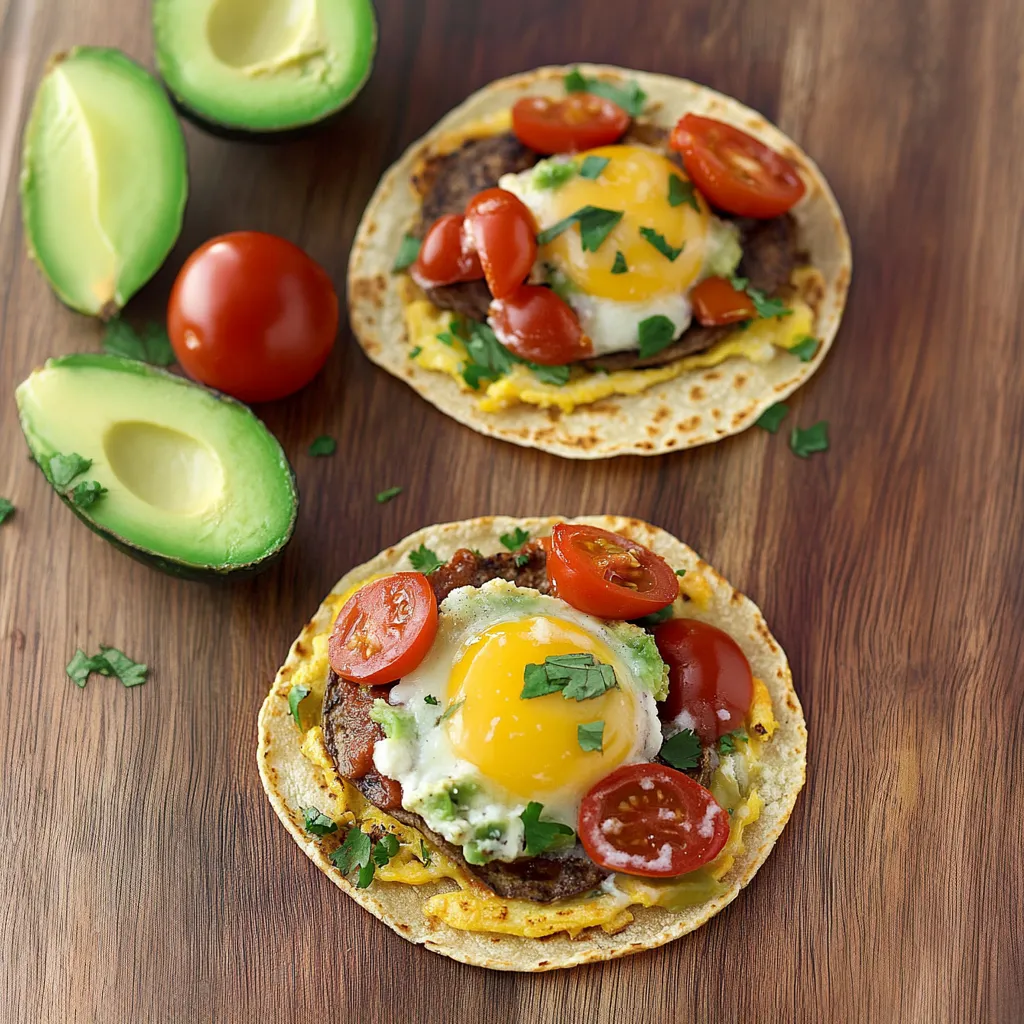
top-left (653, 404), bottom-right (670, 424)
top-left (756, 619), bottom-right (780, 653)
top-left (711, 408), bottom-right (722, 420)
top-left (677, 415), bottom-right (701, 432)
top-left (703, 370), bottom-right (722, 382)
top-left (690, 385), bottom-right (705, 401)
top-left (734, 374), bottom-right (748, 389)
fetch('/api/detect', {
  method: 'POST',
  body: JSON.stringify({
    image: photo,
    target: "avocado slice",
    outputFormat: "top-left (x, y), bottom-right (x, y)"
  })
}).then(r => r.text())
top-left (20, 48), bottom-right (188, 318)
top-left (16, 355), bottom-right (298, 579)
top-left (153, 0), bottom-right (377, 134)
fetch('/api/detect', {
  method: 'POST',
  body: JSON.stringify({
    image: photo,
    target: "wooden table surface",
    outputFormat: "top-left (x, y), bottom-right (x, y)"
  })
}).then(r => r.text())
top-left (2, 1), bottom-right (1023, 1021)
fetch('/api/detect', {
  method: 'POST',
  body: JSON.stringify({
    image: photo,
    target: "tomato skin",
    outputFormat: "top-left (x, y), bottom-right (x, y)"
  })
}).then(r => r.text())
top-left (548, 524), bottom-right (679, 619)
top-left (512, 94), bottom-right (630, 154)
top-left (579, 764), bottom-right (730, 877)
top-left (670, 114), bottom-right (806, 218)
top-left (489, 285), bottom-right (592, 365)
top-left (691, 276), bottom-right (757, 326)
top-left (328, 573), bottom-right (438, 686)
top-left (655, 619), bottom-right (754, 741)
top-left (464, 189), bottom-right (538, 299)
top-left (410, 214), bottom-right (484, 289)
top-left (168, 232), bottom-right (338, 403)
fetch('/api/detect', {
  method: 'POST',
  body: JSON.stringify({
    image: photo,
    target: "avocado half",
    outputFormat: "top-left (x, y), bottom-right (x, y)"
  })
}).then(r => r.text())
top-left (20, 48), bottom-right (188, 319)
top-left (153, 0), bottom-right (377, 135)
top-left (16, 354), bottom-right (299, 580)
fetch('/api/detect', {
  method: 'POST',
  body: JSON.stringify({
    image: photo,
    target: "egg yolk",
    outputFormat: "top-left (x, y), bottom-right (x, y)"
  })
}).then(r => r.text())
top-left (445, 616), bottom-right (638, 800)
top-left (541, 145), bottom-right (708, 303)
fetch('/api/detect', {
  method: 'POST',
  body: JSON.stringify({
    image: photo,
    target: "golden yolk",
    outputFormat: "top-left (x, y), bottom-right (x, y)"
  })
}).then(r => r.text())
top-left (445, 617), bottom-right (637, 800)
top-left (542, 145), bottom-right (708, 302)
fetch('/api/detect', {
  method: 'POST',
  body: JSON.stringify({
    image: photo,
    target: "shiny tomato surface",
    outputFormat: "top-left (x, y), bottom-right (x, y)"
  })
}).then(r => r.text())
top-left (410, 213), bottom-right (484, 289)
top-left (691, 276), bottom-right (757, 325)
top-left (489, 285), bottom-right (591, 365)
top-left (464, 188), bottom-right (537, 299)
top-left (512, 94), bottom-right (630, 153)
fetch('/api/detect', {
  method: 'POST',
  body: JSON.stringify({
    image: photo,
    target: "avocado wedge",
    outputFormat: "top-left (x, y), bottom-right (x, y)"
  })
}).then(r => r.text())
top-left (16, 355), bottom-right (298, 579)
top-left (153, 0), bottom-right (377, 135)
top-left (20, 48), bottom-right (188, 318)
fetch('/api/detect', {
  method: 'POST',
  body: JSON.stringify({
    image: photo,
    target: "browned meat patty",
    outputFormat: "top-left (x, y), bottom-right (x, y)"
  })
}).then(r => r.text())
top-left (584, 324), bottom-right (735, 373)
top-left (735, 214), bottom-right (798, 295)
top-left (429, 540), bottom-right (551, 602)
top-left (422, 279), bottom-right (492, 324)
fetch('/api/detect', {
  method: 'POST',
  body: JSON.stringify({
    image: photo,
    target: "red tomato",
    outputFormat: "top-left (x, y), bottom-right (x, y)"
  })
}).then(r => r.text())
top-left (691, 276), bottom-right (757, 326)
top-left (410, 214), bottom-right (483, 289)
top-left (167, 231), bottom-right (338, 403)
top-left (655, 619), bottom-right (754, 741)
top-left (328, 573), bottom-right (438, 685)
top-left (548, 524), bottom-right (678, 619)
top-left (512, 94), bottom-right (630, 154)
top-left (579, 764), bottom-right (729, 877)
top-left (464, 189), bottom-right (537, 299)
top-left (669, 114), bottom-right (806, 218)
top-left (489, 286), bottom-right (592, 365)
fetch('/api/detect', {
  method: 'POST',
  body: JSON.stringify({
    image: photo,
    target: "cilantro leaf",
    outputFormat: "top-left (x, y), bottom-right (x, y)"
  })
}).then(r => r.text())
top-left (611, 251), bottom-right (628, 274)
top-left (639, 226), bottom-right (683, 261)
top-left (458, 319), bottom-right (518, 389)
top-left (409, 543), bottom-right (443, 574)
top-left (564, 68), bottom-right (647, 117)
top-left (70, 480), bottom-right (106, 509)
top-left (356, 860), bottom-right (375, 888)
top-left (409, 345), bottom-right (422, 359)
top-left (529, 363), bottom-right (571, 386)
top-left (521, 663), bottom-right (565, 699)
top-left (789, 335), bottom-right (819, 362)
top-left (514, 552), bottom-right (529, 567)
top-left (302, 807), bottom-right (338, 836)
top-left (66, 649), bottom-right (111, 688)
top-left (330, 826), bottom-right (372, 876)
top-left (437, 698), bottom-right (465, 724)
top-left (419, 839), bottom-right (432, 866)
top-left (520, 801), bottom-right (575, 856)
top-left (500, 527), bottom-right (530, 551)
top-left (729, 276), bottom-right (790, 319)
top-left (668, 174), bottom-right (700, 212)
top-left (637, 315), bottom-right (677, 359)
top-left (577, 721), bottom-right (605, 752)
top-left (521, 654), bottom-right (618, 701)
top-left (139, 323), bottom-right (176, 366)
top-left (375, 486), bottom-right (402, 504)
top-left (0, 498), bottom-right (13, 524)
top-left (537, 206), bottom-right (623, 251)
top-left (579, 155), bottom-right (609, 180)
top-left (634, 603), bottom-right (674, 629)
top-left (562, 662), bottom-right (617, 701)
top-left (288, 684), bottom-right (310, 728)
top-left (424, 694), bottom-right (439, 706)
top-left (99, 646), bottom-right (148, 687)
top-left (675, 568), bottom-right (687, 577)
top-left (755, 402), bottom-right (790, 434)
top-left (392, 234), bottom-right (421, 272)
top-left (660, 728), bottom-right (701, 770)
top-left (718, 730), bottom-right (748, 754)
top-left (48, 452), bottom-right (92, 488)
top-left (790, 421), bottom-right (830, 458)
top-left (373, 833), bottom-right (400, 866)
top-left (102, 319), bottom-right (174, 366)
top-left (308, 436), bottom-right (336, 457)
top-left (534, 159), bottom-right (578, 189)
top-left (536, 214), bottom-right (578, 247)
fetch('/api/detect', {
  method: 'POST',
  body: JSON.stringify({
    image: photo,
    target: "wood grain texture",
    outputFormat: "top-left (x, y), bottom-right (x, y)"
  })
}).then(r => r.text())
top-left (1, 0), bottom-right (1022, 1020)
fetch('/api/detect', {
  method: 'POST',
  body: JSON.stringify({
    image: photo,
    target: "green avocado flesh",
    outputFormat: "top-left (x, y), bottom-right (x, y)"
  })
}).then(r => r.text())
top-left (20, 48), bottom-right (188, 317)
top-left (153, 0), bottom-right (377, 132)
top-left (16, 355), bottom-right (298, 578)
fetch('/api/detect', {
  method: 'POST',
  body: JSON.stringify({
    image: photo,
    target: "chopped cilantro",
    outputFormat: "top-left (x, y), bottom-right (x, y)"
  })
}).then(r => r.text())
top-left (301, 807), bottom-right (338, 836)
top-left (514, 553), bottom-right (530, 568)
top-left (288, 684), bottom-right (310, 728)
top-left (755, 402), bottom-right (790, 434)
top-left (437, 698), bottom-right (465, 724)
top-left (330, 826), bottom-right (372, 879)
top-left (436, 331), bottom-right (456, 347)
top-left (637, 315), bottom-right (677, 359)
top-left (577, 720), bottom-right (605, 752)
top-left (458, 319), bottom-right (517, 389)
top-left (392, 234), bottom-right (421, 272)
top-left (718, 730), bottom-right (748, 754)
top-left (500, 527), bottom-right (530, 551)
top-left (409, 543), bottom-right (443, 574)
top-left (634, 603), bottom-right (674, 629)
top-left (375, 486), bottom-right (402, 504)
top-left (424, 694), bottom-right (439, 706)
top-left (66, 649), bottom-right (112, 688)
top-left (529, 362), bottom-right (571, 386)
top-left (99, 646), bottom-right (148, 687)
top-left (409, 345), bottom-right (422, 359)
top-left (639, 226), bottom-right (683, 261)
top-left (372, 833), bottom-right (400, 868)
top-left (730, 275), bottom-right (790, 319)
top-left (308, 436), bottom-right (336, 457)
top-left (534, 159), bottom-right (578, 189)
top-left (419, 839), bottom-right (432, 866)
top-left (611, 251), bottom-right (628, 274)
top-left (790, 421), bottom-right (830, 458)
top-left (675, 568), bottom-right (687, 577)
top-left (668, 174), bottom-right (700, 212)
top-left (537, 206), bottom-right (623, 252)
top-left (521, 801), bottom-right (575, 856)
top-left (789, 335), bottom-right (819, 362)
top-left (521, 653), bottom-right (617, 701)
top-left (0, 498), bottom-right (13, 524)
top-left (660, 728), bottom-right (701, 770)
top-left (69, 480), bottom-right (106, 509)
top-left (579, 155), bottom-right (610, 180)
top-left (564, 67), bottom-right (647, 117)
top-left (535, 214), bottom-right (577, 247)
top-left (48, 452), bottom-right (92, 488)
top-left (102, 319), bottom-right (175, 366)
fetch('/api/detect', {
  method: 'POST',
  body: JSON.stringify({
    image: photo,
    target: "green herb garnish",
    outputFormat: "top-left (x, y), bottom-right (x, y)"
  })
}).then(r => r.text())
top-left (534, 159), bottom-right (578, 189)
top-left (529, 363), bottom-right (571, 386)
top-left (660, 728), bottom-right (701, 770)
top-left (668, 174), bottom-right (700, 212)
top-left (373, 833), bottom-right (400, 868)
top-left (102, 319), bottom-right (175, 366)
top-left (392, 234), bottom-right (421, 272)
top-left (66, 649), bottom-right (112, 688)
top-left (577, 721), bottom-right (605, 752)
top-left (564, 68), bottom-right (647, 117)
top-left (789, 335), bottom-right (819, 362)
top-left (48, 452), bottom-right (92, 488)
top-left (69, 480), bottom-right (106, 509)
top-left (730, 276), bottom-right (790, 319)
top-left (521, 653), bottom-right (617, 701)
top-left (424, 694), bottom-right (439, 706)
top-left (520, 801), bottom-right (575, 856)
top-left (718, 730), bottom-right (748, 754)
top-left (579, 155), bottom-right (610, 179)
top-left (66, 646), bottom-right (147, 688)
top-left (755, 402), bottom-right (790, 434)
top-left (675, 568), bottom-right (687, 577)
top-left (500, 527), bottom-right (530, 551)
top-left (419, 839), bottom-right (432, 866)
top-left (637, 315), bottom-right (677, 359)
top-left (409, 345), bottom-right (422, 359)
top-left (308, 436), bottom-right (336, 457)
top-left (375, 486), bottom-right (402, 504)
top-left (288, 684), bottom-right (310, 728)
top-left (634, 604), bottom-right (674, 628)
top-left (302, 807), bottom-right (338, 836)
top-left (330, 826), bottom-right (372, 880)
top-left (537, 206), bottom-right (623, 252)
top-left (790, 421), bottom-right (830, 458)
top-left (409, 544), bottom-right (444, 574)
top-left (458, 319), bottom-right (517, 390)
top-left (0, 498), bottom-right (13, 524)
top-left (639, 226), bottom-right (683, 261)
top-left (611, 251), bottom-right (628, 274)
top-left (437, 699), bottom-right (465, 724)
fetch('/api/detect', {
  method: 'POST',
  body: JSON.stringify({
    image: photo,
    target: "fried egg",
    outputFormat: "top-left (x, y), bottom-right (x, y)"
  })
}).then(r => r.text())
top-left (498, 144), bottom-right (742, 357)
top-left (372, 579), bottom-right (667, 865)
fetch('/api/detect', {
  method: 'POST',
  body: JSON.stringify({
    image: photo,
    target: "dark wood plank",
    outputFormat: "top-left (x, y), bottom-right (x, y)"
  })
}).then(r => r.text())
top-left (2, 0), bottom-right (1022, 1020)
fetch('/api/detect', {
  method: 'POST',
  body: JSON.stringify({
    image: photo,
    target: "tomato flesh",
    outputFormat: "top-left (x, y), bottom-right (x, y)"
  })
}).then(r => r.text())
top-left (670, 114), bottom-right (806, 218)
top-left (167, 231), bottom-right (338, 403)
top-left (411, 214), bottom-right (483, 289)
top-left (512, 94), bottom-right (630, 154)
top-left (328, 573), bottom-right (438, 685)
top-left (691, 276), bottom-right (757, 326)
top-left (579, 764), bottom-right (729, 877)
top-left (464, 188), bottom-right (537, 299)
top-left (655, 619), bottom-right (754, 741)
top-left (489, 285), bottom-right (592, 365)
top-left (548, 524), bottom-right (678, 619)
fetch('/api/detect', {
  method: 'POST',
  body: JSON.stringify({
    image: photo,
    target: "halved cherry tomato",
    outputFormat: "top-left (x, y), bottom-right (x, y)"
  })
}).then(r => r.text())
top-left (691, 276), bottom-right (757, 326)
top-left (512, 94), bottom-right (630, 154)
top-left (328, 573), bottom-right (438, 685)
top-left (489, 285), bottom-right (592, 365)
top-left (464, 188), bottom-right (538, 299)
top-left (548, 524), bottom-right (678, 619)
top-left (655, 619), bottom-right (754, 742)
top-left (410, 214), bottom-right (483, 289)
top-left (579, 763), bottom-right (730, 877)
top-left (670, 114), bottom-right (806, 218)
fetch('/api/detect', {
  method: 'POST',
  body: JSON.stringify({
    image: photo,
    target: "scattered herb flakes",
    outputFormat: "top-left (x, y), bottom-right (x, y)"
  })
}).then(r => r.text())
top-left (564, 67), bottom-right (647, 117)
top-left (308, 436), bottom-right (337, 457)
top-left (668, 174), bottom-right (700, 212)
top-left (535, 159), bottom-right (578, 189)
top-left (102, 319), bottom-right (175, 366)
top-left (372, 833), bottom-right (400, 867)
top-left (419, 839), bottom-right (432, 866)
top-left (0, 498), bottom-right (13, 524)
top-left (48, 451), bottom-right (92, 488)
top-left (790, 421), bottom-right (830, 458)
top-left (437, 698), bottom-right (465, 724)
top-left (789, 335), bottom-right (820, 362)
top-left (330, 826), bottom-right (372, 878)
top-left (392, 234), bottom-right (421, 272)
top-left (288, 684), bottom-right (311, 728)
top-left (577, 720), bottom-right (605, 752)
top-left (521, 653), bottom-right (618, 701)
top-left (66, 649), bottom-right (111, 688)
top-left (302, 807), bottom-right (338, 836)
top-left (675, 568), bottom-right (687, 577)
top-left (409, 345), bottom-right (422, 359)
top-left (529, 363), bottom-right (571, 386)
top-left (637, 314), bottom-right (677, 359)
top-left (500, 527), bottom-right (530, 551)
top-left (459, 319), bottom-right (517, 390)
top-left (660, 728), bottom-right (701, 770)
top-left (409, 543), bottom-right (444, 575)
top-left (755, 402), bottom-right (790, 434)
top-left (99, 646), bottom-right (148, 687)
top-left (424, 694), bottom-right (440, 706)
top-left (718, 730), bottom-right (748, 754)
top-left (639, 226), bottom-right (683, 261)
top-left (520, 801), bottom-right (575, 856)
top-left (536, 214), bottom-right (577, 247)
top-left (375, 486), bottom-right (402, 504)
top-left (611, 251), bottom-right (628, 274)
top-left (69, 480), bottom-right (106, 509)
top-left (514, 553), bottom-right (530, 568)
top-left (579, 155), bottom-right (610, 180)
top-left (537, 206), bottom-right (623, 252)
top-left (730, 275), bottom-right (790, 320)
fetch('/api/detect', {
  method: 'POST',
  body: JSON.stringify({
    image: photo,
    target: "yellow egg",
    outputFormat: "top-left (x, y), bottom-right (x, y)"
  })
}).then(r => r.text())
top-left (543, 145), bottom-right (708, 302)
top-left (444, 616), bottom-right (637, 798)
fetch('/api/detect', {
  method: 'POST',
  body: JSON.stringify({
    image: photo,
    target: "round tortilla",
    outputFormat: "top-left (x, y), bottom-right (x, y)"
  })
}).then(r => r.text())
top-left (348, 65), bottom-right (851, 459)
top-left (257, 516), bottom-right (807, 971)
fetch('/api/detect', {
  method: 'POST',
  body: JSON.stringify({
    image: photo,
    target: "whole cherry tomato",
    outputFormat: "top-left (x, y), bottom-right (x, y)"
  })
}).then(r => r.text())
top-left (464, 189), bottom-right (537, 299)
top-left (691, 276), bottom-right (757, 326)
top-left (489, 285), bottom-right (592, 365)
top-left (512, 94), bottom-right (630, 154)
top-left (168, 231), bottom-right (338, 403)
top-left (411, 214), bottom-right (483, 290)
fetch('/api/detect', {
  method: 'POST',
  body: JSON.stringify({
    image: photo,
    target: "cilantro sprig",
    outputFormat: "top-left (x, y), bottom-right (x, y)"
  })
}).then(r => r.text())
top-left (0, 498), bottom-right (12, 524)
top-left (409, 543), bottom-right (444, 574)
top-left (392, 234), bottom-right (421, 272)
top-left (102, 319), bottom-right (175, 367)
top-left (668, 174), bottom-right (700, 212)
top-left (790, 421), bottom-right (830, 458)
top-left (537, 206), bottom-right (623, 251)
top-left (660, 728), bottom-right (701, 770)
top-left (521, 653), bottom-right (617, 701)
top-left (755, 402), bottom-right (790, 434)
top-left (520, 801), bottom-right (575, 856)
top-left (611, 251), bottom-right (628, 274)
top-left (500, 527), bottom-right (530, 551)
top-left (577, 720), bottom-right (605, 752)
top-left (579, 155), bottom-right (609, 180)
top-left (49, 452), bottom-right (92, 488)
top-left (718, 730), bottom-right (748, 754)
top-left (66, 646), bottom-right (148, 689)
top-left (730, 275), bottom-right (790, 319)
top-left (639, 227), bottom-right (683, 262)
top-left (637, 315), bottom-right (677, 359)
top-left (288, 684), bottom-right (310, 727)
top-left (331, 827), bottom-right (400, 889)
top-left (564, 68), bottom-right (647, 117)
top-left (302, 807), bottom-right (338, 836)
top-left (789, 335), bottom-right (819, 362)
top-left (455, 317), bottom-right (570, 390)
